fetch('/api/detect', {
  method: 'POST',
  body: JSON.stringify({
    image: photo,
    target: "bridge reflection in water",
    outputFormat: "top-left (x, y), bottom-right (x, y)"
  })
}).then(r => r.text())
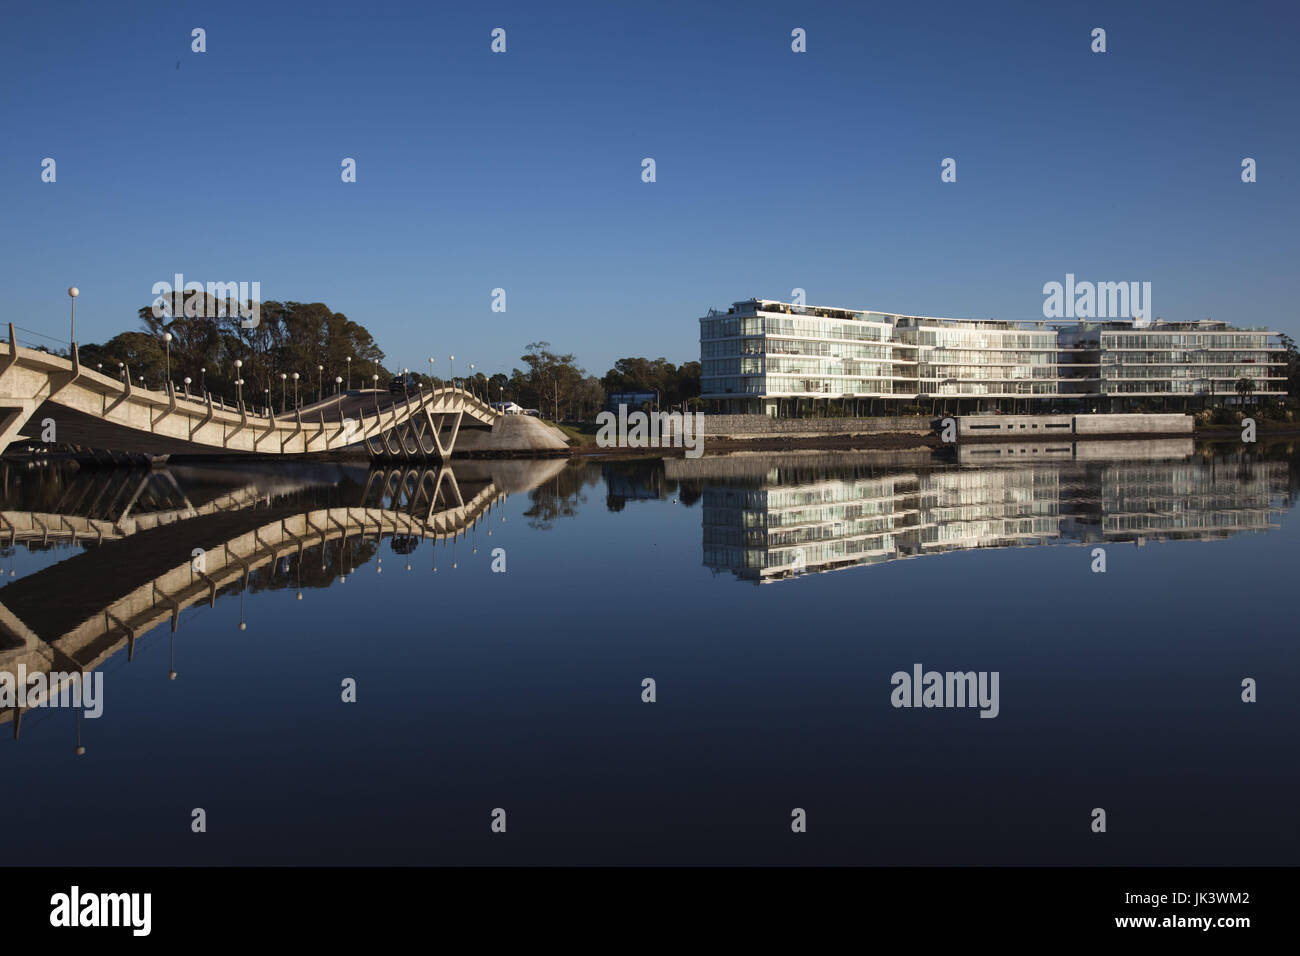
top-left (665, 442), bottom-right (1295, 583)
top-left (0, 458), bottom-right (566, 738)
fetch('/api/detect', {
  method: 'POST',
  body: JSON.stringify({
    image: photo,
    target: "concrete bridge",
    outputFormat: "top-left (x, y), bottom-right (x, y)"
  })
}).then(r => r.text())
top-left (0, 326), bottom-right (501, 459)
top-left (0, 459), bottom-right (566, 737)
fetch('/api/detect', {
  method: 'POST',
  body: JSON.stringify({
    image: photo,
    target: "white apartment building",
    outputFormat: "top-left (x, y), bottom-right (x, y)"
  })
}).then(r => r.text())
top-left (699, 298), bottom-right (1286, 414)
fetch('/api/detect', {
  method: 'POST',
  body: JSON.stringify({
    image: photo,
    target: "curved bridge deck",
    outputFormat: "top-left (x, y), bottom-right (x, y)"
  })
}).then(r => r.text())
top-left (0, 327), bottom-right (499, 459)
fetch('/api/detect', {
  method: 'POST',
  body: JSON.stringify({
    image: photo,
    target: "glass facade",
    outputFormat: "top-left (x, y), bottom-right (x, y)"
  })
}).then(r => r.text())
top-left (701, 300), bottom-right (1286, 412)
top-left (1059, 324), bottom-right (1286, 399)
top-left (699, 303), bottom-right (899, 403)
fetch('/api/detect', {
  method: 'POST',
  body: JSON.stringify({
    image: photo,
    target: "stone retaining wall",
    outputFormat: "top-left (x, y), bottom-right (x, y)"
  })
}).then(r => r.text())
top-left (699, 415), bottom-right (930, 439)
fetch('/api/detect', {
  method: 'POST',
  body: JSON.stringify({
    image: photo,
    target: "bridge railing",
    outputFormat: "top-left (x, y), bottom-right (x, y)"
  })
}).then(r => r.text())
top-left (3, 336), bottom-right (500, 455)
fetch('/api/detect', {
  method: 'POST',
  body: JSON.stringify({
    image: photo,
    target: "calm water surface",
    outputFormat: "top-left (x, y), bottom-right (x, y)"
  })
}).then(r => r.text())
top-left (2, 441), bottom-right (1297, 865)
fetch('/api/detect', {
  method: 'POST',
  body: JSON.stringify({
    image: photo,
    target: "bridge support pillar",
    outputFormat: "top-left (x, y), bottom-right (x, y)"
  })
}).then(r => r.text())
top-left (0, 399), bottom-right (38, 457)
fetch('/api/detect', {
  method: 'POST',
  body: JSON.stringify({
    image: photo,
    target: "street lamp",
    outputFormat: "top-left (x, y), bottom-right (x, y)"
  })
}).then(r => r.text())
top-left (292, 371), bottom-right (299, 409)
top-left (449, 355), bottom-right (454, 386)
top-left (402, 368), bottom-right (409, 398)
top-left (67, 286), bottom-right (78, 346)
top-left (163, 331), bottom-right (172, 385)
top-left (346, 356), bottom-right (352, 391)
top-left (335, 375), bottom-right (342, 396)
top-left (235, 359), bottom-right (243, 407)
top-left (428, 357), bottom-right (435, 387)
top-left (468, 363), bottom-right (475, 399)
top-left (183, 376), bottom-right (191, 398)
top-left (200, 367), bottom-right (206, 393)
top-left (280, 372), bottom-right (287, 414)
top-left (318, 365), bottom-right (323, 403)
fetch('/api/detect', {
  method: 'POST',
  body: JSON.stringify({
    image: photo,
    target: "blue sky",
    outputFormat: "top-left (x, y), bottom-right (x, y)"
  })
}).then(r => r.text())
top-left (2, 0), bottom-right (1297, 377)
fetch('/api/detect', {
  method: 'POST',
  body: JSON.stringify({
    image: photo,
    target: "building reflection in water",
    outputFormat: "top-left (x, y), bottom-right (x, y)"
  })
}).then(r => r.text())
top-left (1, 443), bottom-right (1295, 739)
top-left (675, 441), bottom-right (1295, 583)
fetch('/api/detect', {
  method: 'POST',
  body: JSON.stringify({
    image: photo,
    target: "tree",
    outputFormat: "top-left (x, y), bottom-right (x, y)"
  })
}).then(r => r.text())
top-left (571, 376), bottom-right (606, 420)
top-left (520, 342), bottom-right (583, 420)
top-left (81, 296), bottom-right (388, 411)
top-left (84, 332), bottom-right (166, 386)
top-left (1236, 376), bottom-right (1256, 405)
top-left (601, 357), bottom-right (700, 409)
top-left (1278, 333), bottom-right (1299, 399)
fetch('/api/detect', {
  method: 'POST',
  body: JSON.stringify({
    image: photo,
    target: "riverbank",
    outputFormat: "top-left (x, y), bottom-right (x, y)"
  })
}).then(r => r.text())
top-left (562, 419), bottom-right (1300, 460)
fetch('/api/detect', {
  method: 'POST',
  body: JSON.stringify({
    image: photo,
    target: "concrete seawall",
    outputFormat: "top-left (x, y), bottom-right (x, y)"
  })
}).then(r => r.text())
top-left (699, 415), bottom-right (931, 440)
top-left (695, 412), bottom-right (1194, 442)
top-left (953, 413), bottom-right (1193, 438)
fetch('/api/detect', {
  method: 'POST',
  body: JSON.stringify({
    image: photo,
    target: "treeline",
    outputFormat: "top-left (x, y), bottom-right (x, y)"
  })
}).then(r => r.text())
top-left (79, 294), bottom-right (387, 410)
top-left (72, 294), bottom-right (702, 421)
top-left (484, 347), bottom-right (701, 420)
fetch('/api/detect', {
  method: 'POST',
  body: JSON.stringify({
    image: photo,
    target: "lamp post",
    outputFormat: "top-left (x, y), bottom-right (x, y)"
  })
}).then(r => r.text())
top-left (449, 355), bottom-right (455, 387)
top-left (280, 372), bottom-right (287, 414)
top-left (335, 375), bottom-right (342, 397)
top-left (317, 365), bottom-right (323, 403)
top-left (402, 368), bottom-right (409, 399)
top-left (346, 356), bottom-right (352, 391)
top-left (264, 388), bottom-right (270, 417)
top-left (67, 286), bottom-right (78, 346)
top-left (163, 331), bottom-right (172, 385)
top-left (468, 363), bottom-right (475, 399)
top-left (292, 371), bottom-right (299, 409)
top-left (183, 376), bottom-right (191, 398)
top-left (428, 357), bottom-right (435, 389)
top-left (235, 359), bottom-right (244, 407)
top-left (200, 367), bottom-right (206, 393)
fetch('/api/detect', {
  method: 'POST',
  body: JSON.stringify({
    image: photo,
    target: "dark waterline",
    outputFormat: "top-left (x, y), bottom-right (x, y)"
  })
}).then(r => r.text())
top-left (2, 442), bottom-right (1297, 865)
